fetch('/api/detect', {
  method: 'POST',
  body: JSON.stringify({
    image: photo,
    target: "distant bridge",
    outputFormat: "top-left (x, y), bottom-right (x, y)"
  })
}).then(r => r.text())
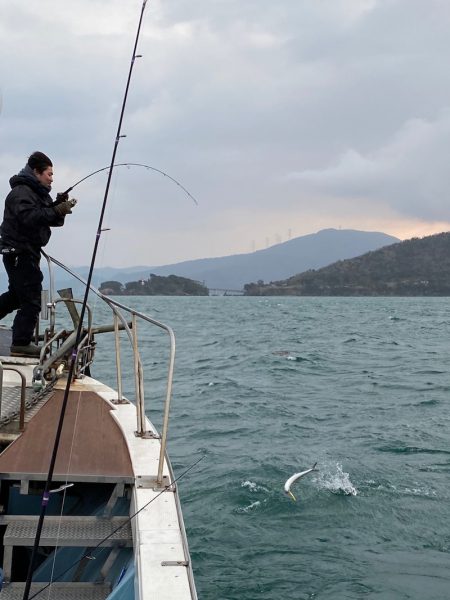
top-left (208, 288), bottom-right (244, 296)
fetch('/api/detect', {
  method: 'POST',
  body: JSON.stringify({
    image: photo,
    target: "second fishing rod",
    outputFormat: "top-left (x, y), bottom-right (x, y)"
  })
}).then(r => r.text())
top-left (22, 1), bottom-right (149, 598)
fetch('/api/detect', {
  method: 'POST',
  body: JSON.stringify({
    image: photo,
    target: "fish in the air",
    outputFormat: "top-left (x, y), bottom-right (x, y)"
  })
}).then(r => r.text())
top-left (284, 462), bottom-right (318, 501)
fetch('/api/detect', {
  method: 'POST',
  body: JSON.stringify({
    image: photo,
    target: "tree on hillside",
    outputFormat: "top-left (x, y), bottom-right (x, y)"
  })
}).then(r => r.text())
top-left (100, 274), bottom-right (208, 296)
top-left (99, 280), bottom-right (123, 294)
top-left (244, 231), bottom-right (450, 296)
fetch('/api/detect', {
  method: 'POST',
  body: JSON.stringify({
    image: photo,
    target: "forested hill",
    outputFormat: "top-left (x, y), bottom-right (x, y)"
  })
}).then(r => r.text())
top-left (99, 274), bottom-right (208, 296)
top-left (244, 232), bottom-right (450, 296)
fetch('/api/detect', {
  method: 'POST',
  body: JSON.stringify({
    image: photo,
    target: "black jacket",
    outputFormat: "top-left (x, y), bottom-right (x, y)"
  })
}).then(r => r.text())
top-left (0, 169), bottom-right (64, 259)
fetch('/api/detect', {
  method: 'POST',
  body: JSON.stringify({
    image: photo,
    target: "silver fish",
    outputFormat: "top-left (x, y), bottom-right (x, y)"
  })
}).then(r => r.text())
top-left (284, 462), bottom-right (318, 501)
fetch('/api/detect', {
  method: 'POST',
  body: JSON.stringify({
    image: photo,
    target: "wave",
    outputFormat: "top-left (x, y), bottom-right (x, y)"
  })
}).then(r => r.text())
top-left (377, 445), bottom-right (450, 455)
top-left (368, 481), bottom-right (437, 499)
top-left (241, 480), bottom-right (270, 494)
top-left (235, 480), bottom-right (272, 513)
top-left (418, 398), bottom-right (440, 406)
top-left (314, 462), bottom-right (358, 496)
top-left (272, 350), bottom-right (311, 362)
top-left (236, 500), bottom-right (262, 513)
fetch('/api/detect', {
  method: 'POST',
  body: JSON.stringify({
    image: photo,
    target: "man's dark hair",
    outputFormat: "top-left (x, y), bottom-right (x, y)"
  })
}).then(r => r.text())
top-left (27, 151), bottom-right (53, 173)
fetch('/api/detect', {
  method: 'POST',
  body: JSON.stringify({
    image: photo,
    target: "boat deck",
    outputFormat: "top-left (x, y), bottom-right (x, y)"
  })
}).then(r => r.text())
top-left (0, 387), bottom-right (135, 484)
top-left (0, 286), bottom-right (197, 600)
top-left (0, 368), bottom-right (195, 599)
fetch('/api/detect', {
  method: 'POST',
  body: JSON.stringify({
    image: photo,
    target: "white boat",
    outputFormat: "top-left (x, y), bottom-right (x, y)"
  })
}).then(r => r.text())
top-left (0, 253), bottom-right (198, 599)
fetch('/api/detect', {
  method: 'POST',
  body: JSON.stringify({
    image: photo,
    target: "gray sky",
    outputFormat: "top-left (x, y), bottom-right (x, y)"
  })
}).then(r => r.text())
top-left (1, 0), bottom-right (450, 268)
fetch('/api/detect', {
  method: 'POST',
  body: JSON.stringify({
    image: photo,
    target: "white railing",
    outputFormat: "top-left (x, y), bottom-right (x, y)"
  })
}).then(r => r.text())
top-left (40, 252), bottom-right (176, 486)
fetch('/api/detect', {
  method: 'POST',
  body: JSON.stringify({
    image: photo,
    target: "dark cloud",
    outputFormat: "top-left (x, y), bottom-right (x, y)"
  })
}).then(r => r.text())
top-left (1, 0), bottom-right (450, 267)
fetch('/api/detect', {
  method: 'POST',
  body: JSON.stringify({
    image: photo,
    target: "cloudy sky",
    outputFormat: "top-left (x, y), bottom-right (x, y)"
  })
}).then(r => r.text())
top-left (1, 0), bottom-right (450, 268)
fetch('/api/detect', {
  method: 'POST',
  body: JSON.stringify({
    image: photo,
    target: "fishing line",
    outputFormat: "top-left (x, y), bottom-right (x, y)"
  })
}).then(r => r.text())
top-left (63, 162), bottom-right (199, 206)
top-left (23, 2), bottom-right (150, 598)
top-left (28, 454), bottom-right (206, 600)
top-left (46, 389), bottom-right (84, 594)
top-left (90, 169), bottom-right (118, 302)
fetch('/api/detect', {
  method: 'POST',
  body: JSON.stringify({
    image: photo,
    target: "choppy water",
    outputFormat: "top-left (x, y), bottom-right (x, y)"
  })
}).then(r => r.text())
top-left (92, 296), bottom-right (450, 600)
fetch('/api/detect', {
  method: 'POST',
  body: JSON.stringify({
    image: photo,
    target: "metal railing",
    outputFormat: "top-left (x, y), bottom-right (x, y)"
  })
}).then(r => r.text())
top-left (40, 252), bottom-right (176, 486)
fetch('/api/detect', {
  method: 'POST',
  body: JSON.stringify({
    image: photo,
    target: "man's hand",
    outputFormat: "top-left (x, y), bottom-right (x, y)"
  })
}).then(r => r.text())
top-left (54, 191), bottom-right (69, 205)
top-left (54, 200), bottom-right (73, 216)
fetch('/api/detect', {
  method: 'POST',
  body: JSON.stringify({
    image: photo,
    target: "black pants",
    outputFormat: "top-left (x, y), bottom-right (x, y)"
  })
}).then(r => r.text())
top-left (0, 253), bottom-right (42, 346)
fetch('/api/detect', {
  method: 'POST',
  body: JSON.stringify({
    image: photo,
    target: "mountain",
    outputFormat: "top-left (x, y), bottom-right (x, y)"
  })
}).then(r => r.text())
top-left (0, 228), bottom-right (400, 293)
top-left (244, 231), bottom-right (450, 296)
top-left (141, 229), bottom-right (399, 289)
top-left (85, 229), bottom-right (398, 290)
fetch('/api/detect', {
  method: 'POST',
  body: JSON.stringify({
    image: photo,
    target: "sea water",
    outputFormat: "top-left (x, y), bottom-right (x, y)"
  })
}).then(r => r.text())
top-left (90, 296), bottom-right (450, 600)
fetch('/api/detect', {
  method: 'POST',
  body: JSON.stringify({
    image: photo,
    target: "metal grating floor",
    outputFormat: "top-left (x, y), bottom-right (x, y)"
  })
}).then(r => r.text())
top-left (0, 384), bottom-right (55, 429)
top-left (0, 582), bottom-right (112, 600)
top-left (5, 516), bottom-right (132, 547)
top-left (0, 387), bottom-right (35, 419)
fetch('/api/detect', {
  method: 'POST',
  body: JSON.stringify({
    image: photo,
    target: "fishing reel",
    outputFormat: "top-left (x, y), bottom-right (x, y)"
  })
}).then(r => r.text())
top-left (54, 193), bottom-right (78, 207)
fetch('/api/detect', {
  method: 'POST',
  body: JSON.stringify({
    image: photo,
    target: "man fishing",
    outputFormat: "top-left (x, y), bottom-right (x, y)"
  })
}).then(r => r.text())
top-left (0, 151), bottom-right (74, 357)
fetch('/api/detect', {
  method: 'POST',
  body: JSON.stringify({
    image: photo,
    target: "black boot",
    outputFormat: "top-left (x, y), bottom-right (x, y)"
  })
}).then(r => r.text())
top-left (10, 342), bottom-right (41, 358)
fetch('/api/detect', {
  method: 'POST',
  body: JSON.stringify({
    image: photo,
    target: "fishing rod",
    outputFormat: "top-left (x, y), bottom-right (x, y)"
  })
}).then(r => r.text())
top-left (27, 455), bottom-right (205, 600)
top-left (62, 162), bottom-right (198, 205)
top-left (22, 2), bottom-right (149, 598)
